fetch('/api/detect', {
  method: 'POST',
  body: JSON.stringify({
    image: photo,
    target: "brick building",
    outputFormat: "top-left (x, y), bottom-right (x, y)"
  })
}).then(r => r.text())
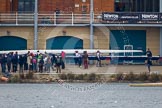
top-left (0, 0), bottom-right (162, 57)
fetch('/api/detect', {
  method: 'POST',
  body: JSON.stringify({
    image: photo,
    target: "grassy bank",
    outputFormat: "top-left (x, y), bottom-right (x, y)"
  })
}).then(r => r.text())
top-left (110, 72), bottom-right (162, 83)
top-left (1, 72), bottom-right (162, 83)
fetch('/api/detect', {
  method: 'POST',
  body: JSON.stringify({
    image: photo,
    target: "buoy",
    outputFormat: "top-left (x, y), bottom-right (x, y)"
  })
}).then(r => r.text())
top-left (0, 77), bottom-right (9, 82)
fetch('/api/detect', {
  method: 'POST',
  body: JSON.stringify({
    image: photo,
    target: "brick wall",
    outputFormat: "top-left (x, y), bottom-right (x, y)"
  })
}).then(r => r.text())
top-left (0, 0), bottom-right (114, 13)
top-left (0, 0), bottom-right (10, 12)
top-left (39, 0), bottom-right (75, 13)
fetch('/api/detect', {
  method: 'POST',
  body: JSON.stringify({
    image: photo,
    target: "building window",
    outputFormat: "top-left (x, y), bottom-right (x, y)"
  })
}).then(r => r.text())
top-left (18, 0), bottom-right (35, 12)
top-left (115, 0), bottom-right (159, 12)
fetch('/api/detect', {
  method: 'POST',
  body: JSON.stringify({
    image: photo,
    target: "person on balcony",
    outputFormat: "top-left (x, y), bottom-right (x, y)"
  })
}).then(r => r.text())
top-left (55, 8), bottom-right (60, 16)
top-left (55, 8), bottom-right (60, 24)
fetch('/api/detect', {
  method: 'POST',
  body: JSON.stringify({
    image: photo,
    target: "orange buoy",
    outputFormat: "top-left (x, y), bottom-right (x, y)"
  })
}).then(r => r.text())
top-left (0, 77), bottom-right (8, 82)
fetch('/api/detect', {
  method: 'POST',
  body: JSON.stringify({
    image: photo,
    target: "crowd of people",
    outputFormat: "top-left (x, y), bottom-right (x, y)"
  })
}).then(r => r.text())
top-left (0, 50), bottom-right (95, 77)
top-left (0, 51), bottom-right (66, 76)
top-left (0, 48), bottom-right (153, 76)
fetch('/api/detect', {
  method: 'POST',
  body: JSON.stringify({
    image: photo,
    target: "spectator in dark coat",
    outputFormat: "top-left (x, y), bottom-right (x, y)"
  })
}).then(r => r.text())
top-left (12, 53), bottom-right (19, 72)
top-left (19, 55), bottom-right (24, 73)
top-left (7, 53), bottom-right (12, 72)
top-left (39, 57), bottom-right (44, 73)
top-left (1, 54), bottom-right (7, 73)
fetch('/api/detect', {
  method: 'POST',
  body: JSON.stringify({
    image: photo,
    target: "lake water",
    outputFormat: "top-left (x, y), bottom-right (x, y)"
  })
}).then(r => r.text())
top-left (0, 83), bottom-right (162, 108)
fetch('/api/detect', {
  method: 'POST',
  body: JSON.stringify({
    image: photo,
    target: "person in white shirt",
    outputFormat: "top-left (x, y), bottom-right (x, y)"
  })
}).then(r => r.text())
top-left (76, 52), bottom-right (82, 67)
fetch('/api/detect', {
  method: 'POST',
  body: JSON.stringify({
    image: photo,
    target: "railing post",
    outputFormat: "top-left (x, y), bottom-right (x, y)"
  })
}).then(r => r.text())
top-left (54, 12), bottom-right (56, 25)
top-left (72, 12), bottom-right (74, 25)
top-left (16, 12), bottom-right (18, 25)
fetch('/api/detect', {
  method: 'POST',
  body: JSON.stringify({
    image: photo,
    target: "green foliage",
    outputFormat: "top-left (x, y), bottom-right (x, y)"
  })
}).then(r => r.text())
top-left (75, 74), bottom-right (84, 80)
top-left (19, 73), bottom-right (25, 79)
top-left (115, 73), bottom-right (124, 81)
top-left (110, 74), bottom-right (116, 78)
top-left (59, 73), bottom-right (67, 80)
top-left (8, 75), bottom-right (20, 83)
top-left (67, 73), bottom-right (75, 81)
top-left (124, 72), bottom-right (136, 82)
top-left (83, 74), bottom-right (88, 81)
top-left (58, 73), bottom-right (100, 82)
top-left (26, 72), bottom-right (34, 79)
top-left (138, 72), bottom-right (148, 81)
top-left (87, 73), bottom-right (96, 81)
top-left (148, 73), bottom-right (160, 82)
top-left (95, 74), bottom-right (102, 81)
top-left (159, 74), bottom-right (162, 81)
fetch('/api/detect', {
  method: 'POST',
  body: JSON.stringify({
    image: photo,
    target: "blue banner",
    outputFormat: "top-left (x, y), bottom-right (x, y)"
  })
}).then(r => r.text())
top-left (102, 12), bottom-right (162, 23)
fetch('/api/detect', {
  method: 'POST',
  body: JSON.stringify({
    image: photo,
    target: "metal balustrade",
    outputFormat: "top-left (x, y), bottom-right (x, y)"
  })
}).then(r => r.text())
top-left (0, 12), bottom-right (162, 26)
top-left (0, 12), bottom-right (91, 25)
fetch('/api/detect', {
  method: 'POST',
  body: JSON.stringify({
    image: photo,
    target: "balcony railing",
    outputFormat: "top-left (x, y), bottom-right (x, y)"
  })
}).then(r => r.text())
top-left (0, 12), bottom-right (92, 25)
top-left (0, 12), bottom-right (162, 25)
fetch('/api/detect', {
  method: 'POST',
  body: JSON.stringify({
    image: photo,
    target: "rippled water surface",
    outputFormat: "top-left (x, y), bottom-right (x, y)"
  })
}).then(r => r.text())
top-left (0, 83), bottom-right (162, 108)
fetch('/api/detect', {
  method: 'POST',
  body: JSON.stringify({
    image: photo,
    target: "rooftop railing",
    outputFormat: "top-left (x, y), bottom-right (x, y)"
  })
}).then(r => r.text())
top-left (0, 12), bottom-right (162, 25)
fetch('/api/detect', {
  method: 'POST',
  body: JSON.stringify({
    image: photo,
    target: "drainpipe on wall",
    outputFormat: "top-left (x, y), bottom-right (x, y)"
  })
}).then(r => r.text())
top-left (160, 0), bottom-right (162, 56)
top-left (90, 0), bottom-right (94, 49)
top-left (34, 0), bottom-right (38, 50)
